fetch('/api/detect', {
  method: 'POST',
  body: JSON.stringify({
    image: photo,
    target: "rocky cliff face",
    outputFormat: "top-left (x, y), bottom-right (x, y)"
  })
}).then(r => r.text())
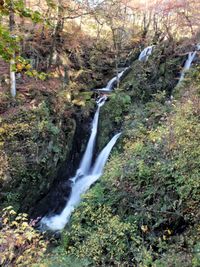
top-left (0, 86), bottom-right (94, 216)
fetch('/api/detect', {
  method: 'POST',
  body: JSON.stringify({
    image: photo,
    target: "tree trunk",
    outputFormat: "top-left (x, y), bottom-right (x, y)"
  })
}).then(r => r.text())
top-left (111, 27), bottom-right (120, 88)
top-left (10, 59), bottom-right (16, 98)
top-left (9, 0), bottom-right (16, 98)
top-left (63, 65), bottom-right (69, 88)
top-left (48, 1), bottom-right (65, 68)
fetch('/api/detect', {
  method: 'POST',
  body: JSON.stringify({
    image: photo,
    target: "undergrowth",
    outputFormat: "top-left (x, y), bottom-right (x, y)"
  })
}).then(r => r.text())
top-left (52, 68), bottom-right (200, 266)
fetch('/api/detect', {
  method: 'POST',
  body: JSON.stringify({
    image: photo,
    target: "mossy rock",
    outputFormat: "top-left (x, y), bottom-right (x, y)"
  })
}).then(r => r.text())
top-left (0, 99), bottom-right (76, 212)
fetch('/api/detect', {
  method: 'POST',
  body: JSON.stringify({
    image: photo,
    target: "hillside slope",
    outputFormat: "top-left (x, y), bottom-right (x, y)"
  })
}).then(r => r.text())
top-left (47, 64), bottom-right (200, 266)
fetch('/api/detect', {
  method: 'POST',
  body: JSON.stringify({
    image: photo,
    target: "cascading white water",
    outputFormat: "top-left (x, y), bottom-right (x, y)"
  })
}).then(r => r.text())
top-left (91, 133), bottom-right (121, 176)
top-left (179, 51), bottom-right (197, 83)
top-left (73, 96), bottom-right (107, 180)
top-left (40, 97), bottom-right (121, 231)
top-left (41, 133), bottom-right (121, 231)
top-left (97, 67), bottom-right (129, 92)
top-left (138, 45), bottom-right (154, 62)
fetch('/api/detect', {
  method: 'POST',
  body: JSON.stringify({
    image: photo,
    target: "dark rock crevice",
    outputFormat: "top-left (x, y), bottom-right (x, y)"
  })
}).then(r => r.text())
top-left (30, 111), bottom-right (93, 219)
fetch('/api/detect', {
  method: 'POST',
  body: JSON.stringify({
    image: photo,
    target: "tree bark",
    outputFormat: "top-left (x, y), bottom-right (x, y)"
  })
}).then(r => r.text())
top-left (9, 0), bottom-right (16, 98)
top-left (48, 1), bottom-right (65, 68)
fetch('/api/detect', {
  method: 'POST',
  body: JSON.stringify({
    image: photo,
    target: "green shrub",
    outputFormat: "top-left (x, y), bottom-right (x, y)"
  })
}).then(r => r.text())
top-left (0, 206), bottom-right (48, 267)
top-left (63, 203), bottom-right (141, 266)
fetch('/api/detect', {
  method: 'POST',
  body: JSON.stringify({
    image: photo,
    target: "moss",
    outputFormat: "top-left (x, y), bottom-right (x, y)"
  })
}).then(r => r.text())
top-left (0, 94), bottom-right (77, 212)
top-left (97, 92), bottom-right (131, 151)
top-left (121, 45), bottom-right (181, 100)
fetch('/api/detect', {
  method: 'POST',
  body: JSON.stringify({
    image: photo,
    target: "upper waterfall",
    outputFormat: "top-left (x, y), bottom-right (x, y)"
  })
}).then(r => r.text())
top-left (96, 67), bottom-right (129, 92)
top-left (138, 45), bottom-right (154, 62)
top-left (179, 51), bottom-right (197, 83)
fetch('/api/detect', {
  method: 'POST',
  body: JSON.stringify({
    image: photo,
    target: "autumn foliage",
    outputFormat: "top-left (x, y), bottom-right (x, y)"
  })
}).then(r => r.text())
top-left (0, 206), bottom-right (47, 266)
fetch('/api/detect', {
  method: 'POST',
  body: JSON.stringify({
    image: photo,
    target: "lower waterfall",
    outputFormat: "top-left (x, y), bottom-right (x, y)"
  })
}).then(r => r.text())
top-left (40, 97), bottom-right (121, 231)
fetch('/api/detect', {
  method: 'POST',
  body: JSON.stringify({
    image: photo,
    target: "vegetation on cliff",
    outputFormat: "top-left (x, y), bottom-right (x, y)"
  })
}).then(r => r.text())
top-left (0, 89), bottom-right (76, 211)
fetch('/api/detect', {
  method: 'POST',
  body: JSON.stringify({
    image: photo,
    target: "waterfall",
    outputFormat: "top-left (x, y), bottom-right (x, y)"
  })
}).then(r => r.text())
top-left (74, 96), bottom-right (107, 179)
top-left (179, 51), bottom-right (197, 83)
top-left (97, 67), bottom-right (129, 92)
top-left (91, 133), bottom-right (121, 176)
top-left (138, 45), bottom-right (154, 62)
top-left (40, 99), bottom-right (121, 231)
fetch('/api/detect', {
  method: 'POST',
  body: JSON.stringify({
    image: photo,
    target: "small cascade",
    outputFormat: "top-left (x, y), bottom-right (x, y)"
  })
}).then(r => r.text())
top-left (40, 97), bottom-right (121, 231)
top-left (179, 51), bottom-right (197, 83)
top-left (138, 45), bottom-right (154, 62)
top-left (97, 67), bottom-right (129, 92)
